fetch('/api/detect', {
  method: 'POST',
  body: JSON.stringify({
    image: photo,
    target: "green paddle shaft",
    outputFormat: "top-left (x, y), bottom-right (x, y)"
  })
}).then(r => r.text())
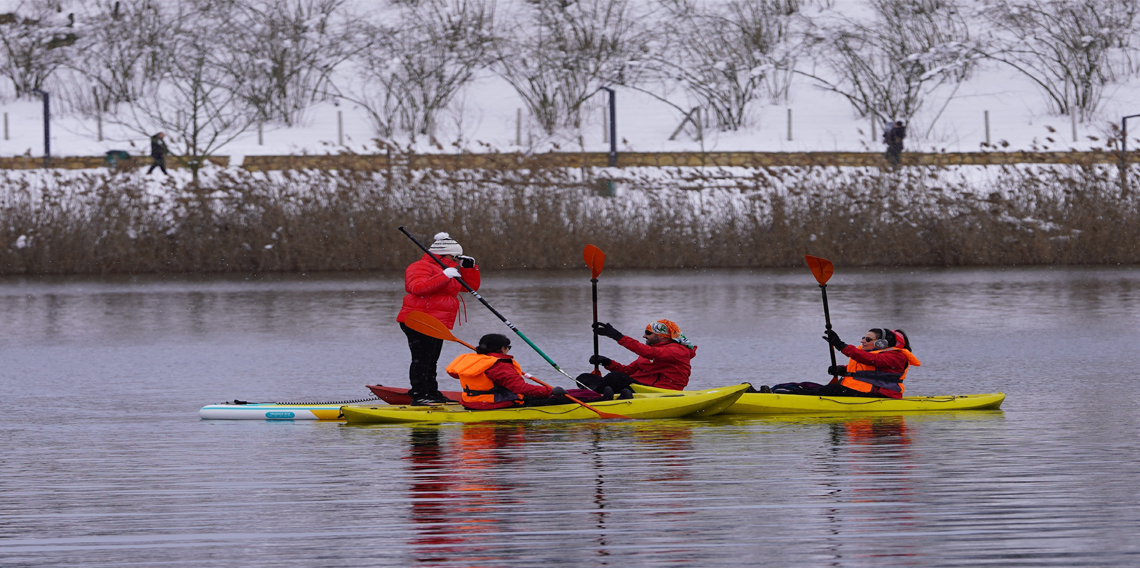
top-left (398, 226), bottom-right (586, 387)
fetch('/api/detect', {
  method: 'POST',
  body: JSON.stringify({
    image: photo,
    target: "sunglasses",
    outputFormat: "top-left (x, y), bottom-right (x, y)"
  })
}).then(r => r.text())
top-left (861, 336), bottom-right (877, 342)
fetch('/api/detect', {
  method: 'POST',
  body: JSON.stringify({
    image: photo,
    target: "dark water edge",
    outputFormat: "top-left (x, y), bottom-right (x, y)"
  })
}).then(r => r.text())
top-left (2, 266), bottom-right (1139, 567)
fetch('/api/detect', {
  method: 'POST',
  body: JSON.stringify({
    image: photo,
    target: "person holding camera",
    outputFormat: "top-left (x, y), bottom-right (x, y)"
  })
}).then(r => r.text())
top-left (818, 327), bottom-right (920, 398)
top-left (396, 232), bottom-right (480, 405)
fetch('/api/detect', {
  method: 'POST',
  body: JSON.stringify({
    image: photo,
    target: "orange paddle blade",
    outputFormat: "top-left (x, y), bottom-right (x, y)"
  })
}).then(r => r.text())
top-left (405, 311), bottom-right (475, 350)
top-left (583, 244), bottom-right (606, 279)
top-left (804, 255), bottom-right (834, 285)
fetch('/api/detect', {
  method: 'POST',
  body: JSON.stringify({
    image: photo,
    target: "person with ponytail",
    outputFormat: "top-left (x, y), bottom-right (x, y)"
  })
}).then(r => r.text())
top-left (819, 327), bottom-right (921, 399)
top-left (396, 232), bottom-right (481, 405)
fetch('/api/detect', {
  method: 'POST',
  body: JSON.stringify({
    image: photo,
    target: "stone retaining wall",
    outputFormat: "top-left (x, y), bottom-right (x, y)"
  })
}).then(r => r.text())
top-left (1, 150), bottom-right (1135, 171)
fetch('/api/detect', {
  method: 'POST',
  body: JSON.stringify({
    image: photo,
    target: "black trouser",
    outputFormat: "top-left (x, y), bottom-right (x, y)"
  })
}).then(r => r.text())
top-left (885, 145), bottom-right (902, 166)
top-left (147, 155), bottom-right (168, 175)
top-left (401, 322), bottom-right (444, 398)
top-left (814, 382), bottom-right (881, 398)
top-left (576, 371), bottom-right (636, 393)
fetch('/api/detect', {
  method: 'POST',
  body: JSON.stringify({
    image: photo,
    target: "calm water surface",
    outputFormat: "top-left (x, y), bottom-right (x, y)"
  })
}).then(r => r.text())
top-left (2, 267), bottom-right (1140, 567)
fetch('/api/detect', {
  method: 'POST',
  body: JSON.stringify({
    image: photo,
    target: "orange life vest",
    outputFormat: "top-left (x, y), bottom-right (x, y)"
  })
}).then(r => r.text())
top-left (842, 347), bottom-right (922, 397)
top-left (445, 353), bottom-right (524, 405)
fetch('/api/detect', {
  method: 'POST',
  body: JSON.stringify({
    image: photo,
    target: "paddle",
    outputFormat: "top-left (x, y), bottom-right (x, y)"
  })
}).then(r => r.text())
top-left (398, 226), bottom-right (589, 388)
top-left (404, 311), bottom-right (627, 419)
top-left (583, 244), bottom-right (606, 375)
top-left (805, 255), bottom-right (840, 380)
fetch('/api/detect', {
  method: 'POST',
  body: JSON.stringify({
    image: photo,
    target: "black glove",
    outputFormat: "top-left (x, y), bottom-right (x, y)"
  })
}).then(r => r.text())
top-left (457, 255), bottom-right (476, 268)
top-left (589, 354), bottom-right (612, 367)
top-left (593, 322), bottom-right (623, 340)
top-left (827, 365), bottom-right (847, 376)
top-left (550, 386), bottom-right (566, 396)
top-left (823, 329), bottom-right (847, 350)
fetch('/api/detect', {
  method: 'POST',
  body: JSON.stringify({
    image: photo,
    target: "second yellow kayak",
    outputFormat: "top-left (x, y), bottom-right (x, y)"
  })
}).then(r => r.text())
top-left (342, 384), bottom-right (751, 424)
top-left (631, 385), bottom-right (1005, 415)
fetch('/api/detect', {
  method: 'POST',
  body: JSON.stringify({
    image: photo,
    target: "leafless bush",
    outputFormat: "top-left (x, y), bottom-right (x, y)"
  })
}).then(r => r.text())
top-left (495, 0), bottom-right (651, 134)
top-left (61, 0), bottom-right (165, 111)
top-left (223, 0), bottom-right (354, 126)
top-left (1, 160), bottom-right (1137, 274)
top-left (343, 0), bottom-right (495, 139)
top-left (651, 0), bottom-right (802, 131)
top-left (97, 1), bottom-right (256, 180)
top-left (805, 0), bottom-right (982, 126)
top-left (982, 0), bottom-right (1139, 119)
top-left (0, 0), bottom-right (76, 98)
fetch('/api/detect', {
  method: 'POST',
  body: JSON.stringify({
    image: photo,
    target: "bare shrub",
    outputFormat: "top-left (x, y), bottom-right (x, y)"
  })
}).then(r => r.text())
top-left (62, 0), bottom-right (165, 111)
top-left (99, 1), bottom-right (256, 180)
top-left (223, 0), bottom-right (354, 126)
top-left (343, 0), bottom-right (495, 139)
top-left (652, 0), bottom-right (802, 131)
top-left (0, 161), bottom-right (1137, 274)
top-left (805, 0), bottom-right (982, 126)
top-left (495, 0), bottom-right (651, 135)
top-left (982, 0), bottom-right (1140, 119)
top-left (0, 0), bottom-right (76, 98)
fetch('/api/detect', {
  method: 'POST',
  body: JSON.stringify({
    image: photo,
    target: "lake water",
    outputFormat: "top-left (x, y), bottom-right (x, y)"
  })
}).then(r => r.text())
top-left (2, 266), bottom-right (1140, 567)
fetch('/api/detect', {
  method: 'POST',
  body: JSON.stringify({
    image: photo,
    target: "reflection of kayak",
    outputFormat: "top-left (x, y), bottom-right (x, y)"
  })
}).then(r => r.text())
top-left (199, 401), bottom-right (349, 420)
top-left (631, 385), bottom-right (1006, 414)
top-left (367, 385), bottom-right (461, 405)
top-left (342, 384), bottom-right (751, 424)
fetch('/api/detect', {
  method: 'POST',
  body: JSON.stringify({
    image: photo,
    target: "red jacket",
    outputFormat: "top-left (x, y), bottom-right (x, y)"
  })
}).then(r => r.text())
top-left (396, 253), bottom-right (480, 329)
top-left (603, 336), bottom-right (696, 390)
top-left (839, 345), bottom-right (909, 375)
top-left (455, 353), bottom-right (552, 410)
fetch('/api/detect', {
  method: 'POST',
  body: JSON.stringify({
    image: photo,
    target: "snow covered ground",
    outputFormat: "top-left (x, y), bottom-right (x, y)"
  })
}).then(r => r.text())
top-left (0, 0), bottom-right (1138, 160)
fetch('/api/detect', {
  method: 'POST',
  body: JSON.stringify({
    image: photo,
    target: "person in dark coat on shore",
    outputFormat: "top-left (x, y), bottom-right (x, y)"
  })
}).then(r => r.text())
top-left (396, 232), bottom-right (481, 405)
top-left (578, 318), bottom-right (697, 398)
top-left (884, 121), bottom-right (906, 166)
top-left (147, 132), bottom-right (170, 175)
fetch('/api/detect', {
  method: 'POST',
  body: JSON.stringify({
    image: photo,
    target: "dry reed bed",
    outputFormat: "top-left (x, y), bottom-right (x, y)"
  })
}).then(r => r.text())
top-left (0, 163), bottom-right (1136, 274)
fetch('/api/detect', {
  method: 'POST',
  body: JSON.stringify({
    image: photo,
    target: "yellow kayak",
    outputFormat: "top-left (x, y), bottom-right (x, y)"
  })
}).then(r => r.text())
top-left (631, 385), bottom-right (1005, 415)
top-left (341, 384), bottom-right (750, 424)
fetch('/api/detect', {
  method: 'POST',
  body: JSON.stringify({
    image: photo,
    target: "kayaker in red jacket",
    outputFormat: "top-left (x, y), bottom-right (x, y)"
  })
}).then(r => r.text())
top-left (818, 327), bottom-right (921, 398)
top-left (396, 232), bottom-right (481, 405)
top-left (578, 318), bottom-right (697, 397)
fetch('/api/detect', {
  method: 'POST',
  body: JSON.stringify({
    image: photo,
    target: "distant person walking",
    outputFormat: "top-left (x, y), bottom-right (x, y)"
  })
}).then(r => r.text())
top-left (883, 121), bottom-right (906, 166)
top-left (147, 132), bottom-right (169, 175)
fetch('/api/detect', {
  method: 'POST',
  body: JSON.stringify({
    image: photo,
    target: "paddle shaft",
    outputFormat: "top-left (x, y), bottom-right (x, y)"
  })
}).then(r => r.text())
top-left (591, 277), bottom-right (600, 375)
top-left (820, 284), bottom-right (839, 377)
top-left (398, 226), bottom-right (587, 388)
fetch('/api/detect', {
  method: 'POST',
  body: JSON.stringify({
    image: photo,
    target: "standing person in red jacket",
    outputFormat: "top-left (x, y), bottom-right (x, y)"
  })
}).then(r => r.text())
top-left (396, 232), bottom-right (481, 405)
top-left (578, 318), bottom-right (697, 397)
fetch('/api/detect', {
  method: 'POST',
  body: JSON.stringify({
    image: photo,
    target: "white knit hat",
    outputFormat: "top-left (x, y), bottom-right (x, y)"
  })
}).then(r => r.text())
top-left (428, 232), bottom-right (463, 256)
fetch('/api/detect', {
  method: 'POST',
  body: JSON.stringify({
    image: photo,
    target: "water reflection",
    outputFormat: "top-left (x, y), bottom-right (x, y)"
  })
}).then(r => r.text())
top-left (5, 267), bottom-right (1140, 567)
